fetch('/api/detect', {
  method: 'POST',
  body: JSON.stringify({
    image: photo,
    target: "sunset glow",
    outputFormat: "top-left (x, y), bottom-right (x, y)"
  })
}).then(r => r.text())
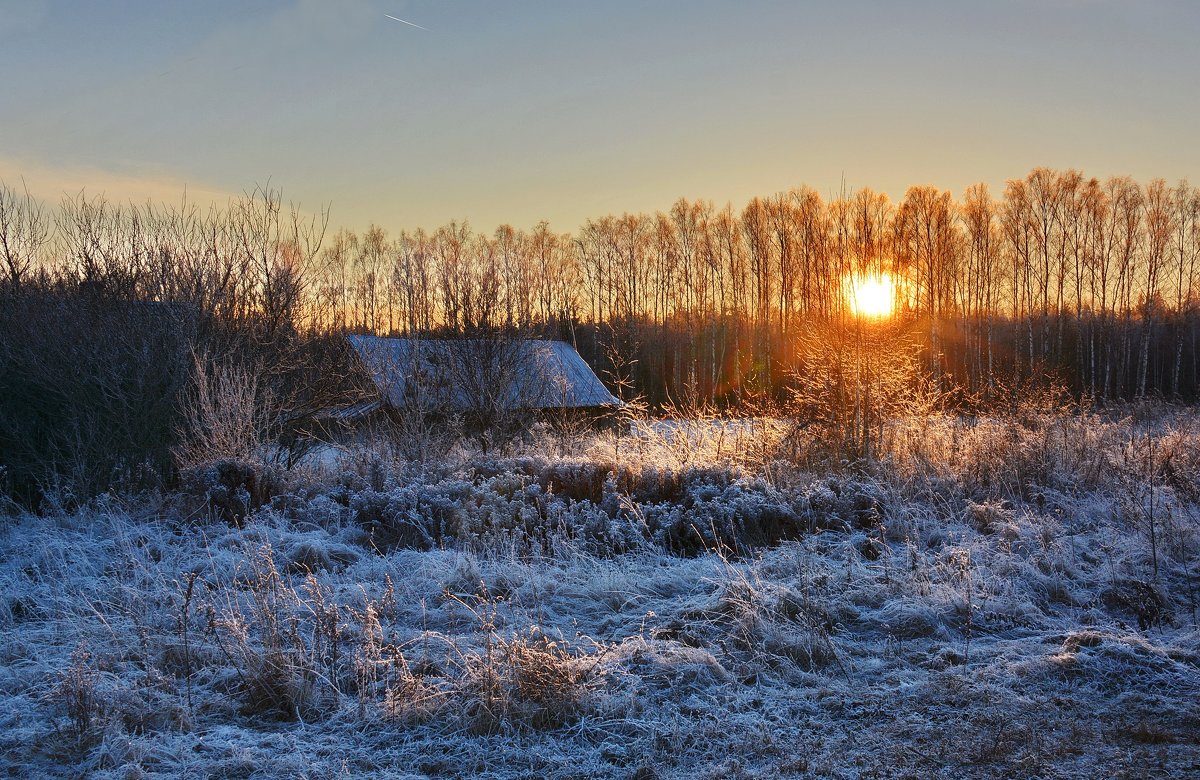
top-left (2, 3), bottom-right (1197, 230)
top-left (845, 273), bottom-right (895, 319)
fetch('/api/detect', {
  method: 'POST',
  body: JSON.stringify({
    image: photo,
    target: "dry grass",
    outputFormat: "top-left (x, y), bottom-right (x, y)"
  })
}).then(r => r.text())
top-left (2, 407), bottom-right (1199, 778)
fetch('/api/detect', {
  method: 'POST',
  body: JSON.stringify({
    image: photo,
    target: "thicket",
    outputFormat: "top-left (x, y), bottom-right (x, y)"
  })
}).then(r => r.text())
top-left (0, 186), bottom-right (360, 507)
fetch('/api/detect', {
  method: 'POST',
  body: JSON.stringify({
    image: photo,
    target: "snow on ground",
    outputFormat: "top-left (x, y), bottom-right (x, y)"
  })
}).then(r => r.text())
top-left (1, 409), bottom-right (1198, 778)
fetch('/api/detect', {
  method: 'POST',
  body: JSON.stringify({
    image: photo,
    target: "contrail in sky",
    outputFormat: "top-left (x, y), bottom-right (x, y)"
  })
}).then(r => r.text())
top-left (385, 14), bottom-right (427, 30)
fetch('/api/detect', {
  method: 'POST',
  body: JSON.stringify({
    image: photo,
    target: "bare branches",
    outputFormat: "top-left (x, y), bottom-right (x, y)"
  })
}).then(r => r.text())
top-left (174, 352), bottom-right (279, 469)
top-left (0, 181), bottom-right (49, 291)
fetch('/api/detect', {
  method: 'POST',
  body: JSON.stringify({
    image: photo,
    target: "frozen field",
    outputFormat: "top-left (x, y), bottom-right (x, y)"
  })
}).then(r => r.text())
top-left (1, 409), bottom-right (1198, 778)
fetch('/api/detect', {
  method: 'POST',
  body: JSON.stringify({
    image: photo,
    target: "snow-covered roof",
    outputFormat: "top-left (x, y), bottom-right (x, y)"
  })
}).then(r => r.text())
top-left (347, 335), bottom-right (622, 411)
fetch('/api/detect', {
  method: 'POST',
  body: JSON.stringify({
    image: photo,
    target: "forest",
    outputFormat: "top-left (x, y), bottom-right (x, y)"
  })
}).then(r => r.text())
top-left (3, 167), bottom-right (1199, 405)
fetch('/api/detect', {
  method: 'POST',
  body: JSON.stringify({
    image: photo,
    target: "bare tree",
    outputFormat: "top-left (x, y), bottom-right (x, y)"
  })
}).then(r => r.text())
top-left (961, 183), bottom-right (998, 395)
top-left (1169, 181), bottom-right (1200, 396)
top-left (0, 181), bottom-right (50, 292)
top-left (896, 185), bottom-right (957, 386)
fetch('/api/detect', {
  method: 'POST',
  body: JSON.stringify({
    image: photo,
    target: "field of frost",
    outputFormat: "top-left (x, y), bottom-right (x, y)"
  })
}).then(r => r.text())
top-left (1, 407), bottom-right (1199, 779)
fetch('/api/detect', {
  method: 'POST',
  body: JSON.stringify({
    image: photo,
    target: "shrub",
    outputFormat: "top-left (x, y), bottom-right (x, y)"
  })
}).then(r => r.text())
top-left (174, 354), bottom-right (279, 469)
top-left (0, 291), bottom-right (193, 507)
top-left (178, 459), bottom-right (286, 524)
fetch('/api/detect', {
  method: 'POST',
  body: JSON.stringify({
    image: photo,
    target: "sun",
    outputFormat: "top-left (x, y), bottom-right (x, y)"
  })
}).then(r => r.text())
top-left (845, 273), bottom-right (895, 319)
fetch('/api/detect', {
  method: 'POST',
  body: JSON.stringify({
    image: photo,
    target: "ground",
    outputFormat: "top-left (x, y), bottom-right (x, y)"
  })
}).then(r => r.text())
top-left (1, 409), bottom-right (1198, 778)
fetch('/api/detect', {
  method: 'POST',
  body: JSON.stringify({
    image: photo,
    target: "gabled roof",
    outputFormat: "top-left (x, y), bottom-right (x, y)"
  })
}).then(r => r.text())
top-left (347, 335), bottom-right (622, 411)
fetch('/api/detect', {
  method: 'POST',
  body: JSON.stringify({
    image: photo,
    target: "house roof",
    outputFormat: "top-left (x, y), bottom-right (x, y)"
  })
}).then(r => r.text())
top-left (346, 335), bottom-right (622, 411)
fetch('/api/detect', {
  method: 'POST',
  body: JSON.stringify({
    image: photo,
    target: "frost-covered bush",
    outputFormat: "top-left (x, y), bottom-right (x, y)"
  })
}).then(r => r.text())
top-left (348, 475), bottom-right (570, 555)
top-left (177, 458), bottom-right (287, 524)
top-left (303, 456), bottom-right (816, 558)
top-left (793, 475), bottom-right (890, 533)
top-left (645, 478), bottom-right (802, 556)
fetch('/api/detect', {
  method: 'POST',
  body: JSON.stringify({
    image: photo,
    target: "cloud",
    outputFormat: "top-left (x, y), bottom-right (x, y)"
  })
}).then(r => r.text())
top-left (0, 157), bottom-right (332, 236)
top-left (0, 0), bottom-right (47, 38)
top-left (0, 156), bottom-right (240, 209)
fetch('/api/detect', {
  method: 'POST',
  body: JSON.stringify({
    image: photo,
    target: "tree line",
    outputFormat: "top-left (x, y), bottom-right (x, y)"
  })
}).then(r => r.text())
top-left (272, 170), bottom-right (1200, 405)
top-left (2, 167), bottom-right (1199, 409)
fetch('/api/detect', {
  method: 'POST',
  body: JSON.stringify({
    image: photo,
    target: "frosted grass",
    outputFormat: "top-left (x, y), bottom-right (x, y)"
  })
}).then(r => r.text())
top-left (1, 411), bottom-right (1198, 778)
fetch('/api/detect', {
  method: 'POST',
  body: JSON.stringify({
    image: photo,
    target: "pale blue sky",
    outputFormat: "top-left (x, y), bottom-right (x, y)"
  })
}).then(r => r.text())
top-left (2, 0), bottom-right (1197, 233)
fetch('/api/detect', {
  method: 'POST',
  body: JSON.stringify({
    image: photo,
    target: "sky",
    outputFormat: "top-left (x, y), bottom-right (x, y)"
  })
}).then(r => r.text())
top-left (2, 0), bottom-right (1198, 236)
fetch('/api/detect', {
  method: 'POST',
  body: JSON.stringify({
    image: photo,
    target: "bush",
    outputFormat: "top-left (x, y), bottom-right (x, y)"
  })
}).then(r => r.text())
top-left (0, 290), bottom-right (194, 507)
top-left (179, 459), bottom-right (286, 524)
